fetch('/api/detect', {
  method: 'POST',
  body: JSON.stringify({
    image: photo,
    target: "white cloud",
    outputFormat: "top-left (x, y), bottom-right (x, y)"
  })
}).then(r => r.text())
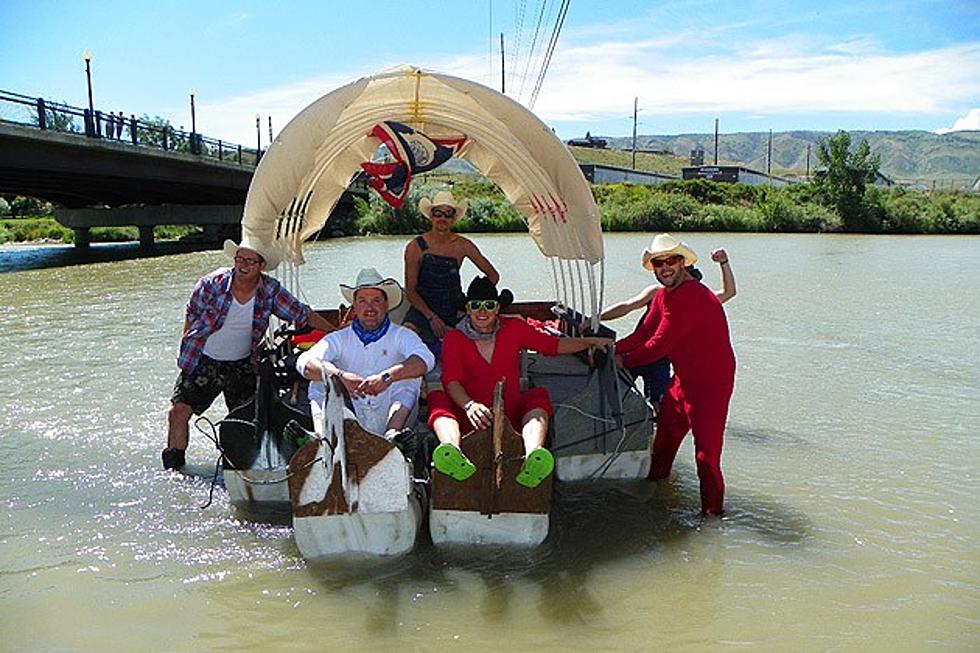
top-left (193, 57), bottom-right (495, 145)
top-left (191, 72), bottom-right (365, 145)
top-left (935, 108), bottom-right (980, 134)
top-left (529, 41), bottom-right (980, 123)
top-left (192, 33), bottom-right (980, 145)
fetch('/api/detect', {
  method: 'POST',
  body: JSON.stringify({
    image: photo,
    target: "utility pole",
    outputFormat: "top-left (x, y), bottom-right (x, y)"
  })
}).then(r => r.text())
top-left (767, 129), bottom-right (773, 184)
top-left (714, 118), bottom-right (719, 165)
top-left (268, 116), bottom-right (273, 145)
top-left (500, 33), bottom-right (505, 94)
top-left (256, 114), bottom-right (261, 160)
top-left (806, 143), bottom-right (811, 179)
top-left (632, 97), bottom-right (638, 170)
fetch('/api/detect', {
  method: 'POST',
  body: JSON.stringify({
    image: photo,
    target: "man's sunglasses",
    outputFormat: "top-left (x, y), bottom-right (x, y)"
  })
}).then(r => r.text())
top-left (234, 256), bottom-right (263, 266)
top-left (431, 208), bottom-right (457, 218)
top-left (466, 299), bottom-right (499, 311)
top-left (650, 255), bottom-right (684, 268)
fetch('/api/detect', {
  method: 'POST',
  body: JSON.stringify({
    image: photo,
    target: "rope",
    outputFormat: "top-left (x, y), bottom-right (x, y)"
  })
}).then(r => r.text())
top-left (190, 415), bottom-right (325, 499)
top-left (549, 258), bottom-right (561, 305)
top-left (582, 364), bottom-right (660, 480)
top-left (231, 456), bottom-right (323, 486)
top-left (552, 401), bottom-right (617, 424)
top-left (191, 415), bottom-right (225, 509)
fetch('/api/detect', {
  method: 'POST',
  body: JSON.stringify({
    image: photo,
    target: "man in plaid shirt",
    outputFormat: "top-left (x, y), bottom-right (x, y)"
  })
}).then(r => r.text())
top-left (163, 237), bottom-right (334, 470)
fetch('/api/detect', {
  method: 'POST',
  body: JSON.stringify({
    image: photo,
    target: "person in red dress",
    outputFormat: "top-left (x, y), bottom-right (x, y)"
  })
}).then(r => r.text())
top-left (426, 277), bottom-right (613, 487)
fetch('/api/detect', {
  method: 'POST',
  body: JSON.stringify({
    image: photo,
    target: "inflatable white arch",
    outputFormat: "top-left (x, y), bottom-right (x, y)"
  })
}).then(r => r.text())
top-left (241, 65), bottom-right (603, 267)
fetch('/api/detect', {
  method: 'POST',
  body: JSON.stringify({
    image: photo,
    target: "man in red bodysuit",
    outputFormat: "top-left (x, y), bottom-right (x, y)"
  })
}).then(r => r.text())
top-left (614, 234), bottom-right (736, 515)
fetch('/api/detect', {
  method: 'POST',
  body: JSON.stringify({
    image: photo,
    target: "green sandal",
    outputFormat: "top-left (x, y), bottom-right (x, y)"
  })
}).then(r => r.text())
top-left (432, 443), bottom-right (477, 481)
top-left (515, 448), bottom-right (554, 488)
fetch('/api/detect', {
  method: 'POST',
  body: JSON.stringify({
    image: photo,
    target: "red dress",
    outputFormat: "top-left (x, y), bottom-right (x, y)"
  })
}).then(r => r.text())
top-left (427, 316), bottom-right (559, 431)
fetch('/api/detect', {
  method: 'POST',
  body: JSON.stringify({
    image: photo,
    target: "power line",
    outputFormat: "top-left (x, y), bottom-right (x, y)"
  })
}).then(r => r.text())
top-left (518, 0), bottom-right (552, 102)
top-left (529, 0), bottom-right (570, 109)
top-left (488, 0), bottom-right (494, 84)
top-left (510, 0), bottom-right (528, 96)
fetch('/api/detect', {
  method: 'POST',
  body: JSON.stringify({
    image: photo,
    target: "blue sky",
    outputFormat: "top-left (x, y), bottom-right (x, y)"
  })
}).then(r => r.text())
top-left (2, 0), bottom-right (978, 146)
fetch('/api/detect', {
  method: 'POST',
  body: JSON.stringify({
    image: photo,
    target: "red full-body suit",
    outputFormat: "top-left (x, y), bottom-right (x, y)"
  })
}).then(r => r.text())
top-left (615, 279), bottom-right (736, 514)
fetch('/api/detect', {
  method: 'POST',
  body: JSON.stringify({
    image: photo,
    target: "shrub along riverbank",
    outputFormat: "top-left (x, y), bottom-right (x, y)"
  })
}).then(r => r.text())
top-left (0, 219), bottom-right (199, 245)
top-left (354, 179), bottom-right (980, 236)
top-left (2, 179), bottom-right (978, 245)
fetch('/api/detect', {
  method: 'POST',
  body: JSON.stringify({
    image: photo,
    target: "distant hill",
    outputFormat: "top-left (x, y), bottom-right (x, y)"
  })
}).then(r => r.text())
top-left (566, 146), bottom-right (689, 176)
top-left (600, 130), bottom-right (980, 185)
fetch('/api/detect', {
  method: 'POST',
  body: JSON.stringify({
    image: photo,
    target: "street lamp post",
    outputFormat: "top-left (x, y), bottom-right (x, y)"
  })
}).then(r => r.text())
top-left (189, 89), bottom-right (197, 153)
top-left (83, 50), bottom-right (95, 137)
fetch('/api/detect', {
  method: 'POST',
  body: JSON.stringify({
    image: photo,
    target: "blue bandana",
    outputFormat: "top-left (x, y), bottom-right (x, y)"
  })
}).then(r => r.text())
top-left (351, 315), bottom-right (391, 346)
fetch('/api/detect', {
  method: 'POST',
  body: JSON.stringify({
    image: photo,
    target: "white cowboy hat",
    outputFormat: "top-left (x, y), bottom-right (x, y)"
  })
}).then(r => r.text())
top-left (223, 236), bottom-right (282, 271)
top-left (641, 233), bottom-right (698, 270)
top-left (418, 190), bottom-right (467, 220)
top-left (339, 267), bottom-right (404, 309)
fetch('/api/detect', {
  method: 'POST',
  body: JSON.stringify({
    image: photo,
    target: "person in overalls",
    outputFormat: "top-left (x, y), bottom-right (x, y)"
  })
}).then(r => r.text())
top-left (402, 190), bottom-right (499, 357)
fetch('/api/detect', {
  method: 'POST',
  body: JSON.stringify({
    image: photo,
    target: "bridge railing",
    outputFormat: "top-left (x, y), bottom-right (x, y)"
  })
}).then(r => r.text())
top-left (0, 89), bottom-right (261, 166)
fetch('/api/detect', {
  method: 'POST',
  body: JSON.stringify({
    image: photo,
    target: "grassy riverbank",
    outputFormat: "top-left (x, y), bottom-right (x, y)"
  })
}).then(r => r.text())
top-left (0, 218), bottom-right (200, 245)
top-left (355, 179), bottom-right (980, 235)
top-left (2, 179), bottom-right (977, 245)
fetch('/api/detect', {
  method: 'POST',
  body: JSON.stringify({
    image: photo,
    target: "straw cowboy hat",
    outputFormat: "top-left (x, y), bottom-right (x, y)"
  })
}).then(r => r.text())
top-left (340, 267), bottom-right (404, 309)
top-left (223, 236), bottom-right (282, 271)
top-left (641, 233), bottom-right (698, 270)
top-left (418, 190), bottom-right (468, 220)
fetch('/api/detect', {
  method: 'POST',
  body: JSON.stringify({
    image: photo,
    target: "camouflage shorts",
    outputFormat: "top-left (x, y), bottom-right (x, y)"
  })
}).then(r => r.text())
top-left (171, 355), bottom-right (256, 414)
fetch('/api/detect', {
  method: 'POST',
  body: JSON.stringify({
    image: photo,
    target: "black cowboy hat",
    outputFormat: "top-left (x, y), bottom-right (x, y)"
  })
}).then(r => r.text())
top-left (463, 276), bottom-right (514, 309)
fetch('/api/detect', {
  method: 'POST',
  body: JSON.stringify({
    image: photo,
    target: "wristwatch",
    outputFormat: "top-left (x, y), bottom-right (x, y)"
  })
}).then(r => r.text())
top-left (381, 371), bottom-right (392, 383)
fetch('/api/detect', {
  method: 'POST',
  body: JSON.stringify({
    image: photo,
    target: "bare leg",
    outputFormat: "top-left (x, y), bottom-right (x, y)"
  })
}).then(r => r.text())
top-left (167, 402), bottom-right (194, 450)
top-left (432, 415), bottom-right (462, 448)
top-left (383, 401), bottom-right (411, 434)
top-left (520, 408), bottom-right (549, 456)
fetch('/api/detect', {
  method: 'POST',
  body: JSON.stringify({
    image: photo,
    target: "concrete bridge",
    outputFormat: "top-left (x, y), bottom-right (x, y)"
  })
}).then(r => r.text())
top-left (0, 122), bottom-right (256, 247)
top-left (2, 89), bottom-right (667, 251)
top-left (0, 90), bottom-right (359, 249)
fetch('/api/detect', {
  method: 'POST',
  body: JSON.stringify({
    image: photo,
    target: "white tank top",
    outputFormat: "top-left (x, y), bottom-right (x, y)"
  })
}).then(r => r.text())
top-left (203, 297), bottom-right (254, 361)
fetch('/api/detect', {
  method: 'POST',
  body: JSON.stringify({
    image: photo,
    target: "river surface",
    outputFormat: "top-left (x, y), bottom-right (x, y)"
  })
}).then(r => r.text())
top-left (1, 233), bottom-right (977, 651)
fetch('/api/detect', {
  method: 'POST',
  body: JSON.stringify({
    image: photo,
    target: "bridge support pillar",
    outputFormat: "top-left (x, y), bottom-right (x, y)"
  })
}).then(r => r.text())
top-left (73, 227), bottom-right (91, 249)
top-left (138, 225), bottom-right (155, 250)
top-left (54, 205), bottom-right (244, 249)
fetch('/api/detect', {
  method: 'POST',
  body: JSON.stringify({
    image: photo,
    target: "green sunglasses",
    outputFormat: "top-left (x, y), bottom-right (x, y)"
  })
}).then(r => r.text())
top-left (466, 299), bottom-right (499, 311)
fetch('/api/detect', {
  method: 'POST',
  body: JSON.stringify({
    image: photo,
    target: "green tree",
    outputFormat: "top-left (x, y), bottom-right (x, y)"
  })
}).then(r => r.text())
top-left (30, 102), bottom-right (81, 134)
top-left (1, 194), bottom-right (51, 217)
top-left (136, 115), bottom-right (190, 151)
top-left (815, 130), bottom-right (881, 231)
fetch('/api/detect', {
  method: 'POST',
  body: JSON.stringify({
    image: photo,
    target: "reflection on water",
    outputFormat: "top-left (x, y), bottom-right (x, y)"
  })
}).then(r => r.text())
top-left (1, 233), bottom-right (978, 650)
top-left (0, 240), bottom-right (217, 274)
